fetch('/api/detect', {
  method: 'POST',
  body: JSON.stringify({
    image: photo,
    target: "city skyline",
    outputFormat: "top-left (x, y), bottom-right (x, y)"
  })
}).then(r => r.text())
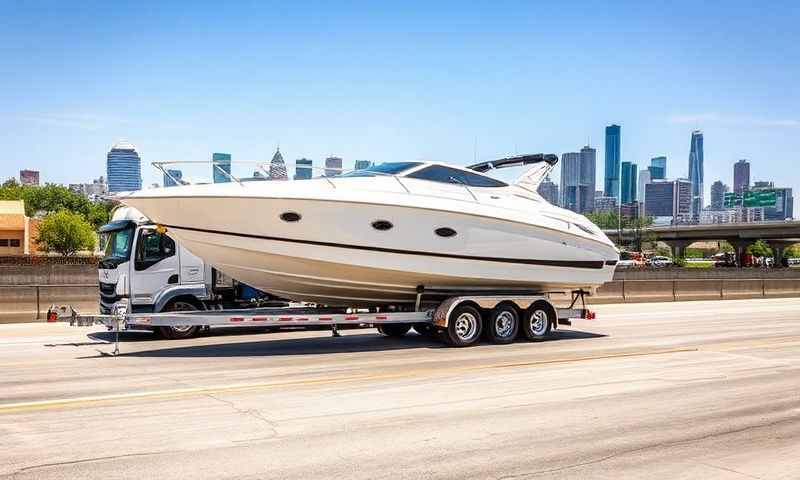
top-left (2, 2), bottom-right (797, 200)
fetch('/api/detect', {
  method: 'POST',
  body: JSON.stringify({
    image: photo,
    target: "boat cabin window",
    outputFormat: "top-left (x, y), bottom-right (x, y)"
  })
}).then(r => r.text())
top-left (406, 165), bottom-right (508, 187)
top-left (338, 162), bottom-right (421, 177)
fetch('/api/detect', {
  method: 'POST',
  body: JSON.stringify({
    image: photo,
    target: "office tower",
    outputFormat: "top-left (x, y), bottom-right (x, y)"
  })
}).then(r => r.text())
top-left (733, 159), bottom-right (750, 195)
top-left (325, 156), bottom-right (343, 177)
top-left (106, 142), bottom-right (142, 193)
top-left (354, 160), bottom-right (373, 171)
top-left (688, 130), bottom-right (704, 222)
top-left (269, 147), bottom-right (288, 180)
top-left (163, 169), bottom-right (183, 187)
top-left (604, 125), bottom-right (621, 199)
top-left (537, 176), bottom-right (559, 205)
top-left (593, 196), bottom-right (618, 213)
top-left (645, 178), bottom-right (691, 223)
top-left (212, 152), bottom-right (232, 183)
top-left (649, 156), bottom-right (667, 180)
top-left (19, 170), bottom-right (40, 186)
top-left (579, 145), bottom-right (596, 212)
top-left (752, 182), bottom-right (793, 220)
top-left (637, 169), bottom-right (651, 211)
top-left (560, 152), bottom-right (581, 212)
top-left (295, 158), bottom-right (313, 180)
top-left (710, 181), bottom-right (729, 210)
top-left (620, 162), bottom-right (638, 204)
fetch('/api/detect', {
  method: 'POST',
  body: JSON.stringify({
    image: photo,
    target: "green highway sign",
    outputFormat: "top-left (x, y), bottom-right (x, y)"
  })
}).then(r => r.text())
top-left (743, 190), bottom-right (777, 208)
top-left (723, 192), bottom-right (741, 208)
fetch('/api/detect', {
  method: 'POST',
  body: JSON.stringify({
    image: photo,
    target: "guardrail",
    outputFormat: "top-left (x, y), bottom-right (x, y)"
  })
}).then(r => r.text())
top-left (593, 278), bottom-right (800, 304)
top-left (0, 284), bottom-right (97, 323)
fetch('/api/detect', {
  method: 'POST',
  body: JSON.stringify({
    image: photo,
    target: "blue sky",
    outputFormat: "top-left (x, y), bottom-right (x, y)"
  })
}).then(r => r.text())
top-left (1, 1), bottom-right (798, 200)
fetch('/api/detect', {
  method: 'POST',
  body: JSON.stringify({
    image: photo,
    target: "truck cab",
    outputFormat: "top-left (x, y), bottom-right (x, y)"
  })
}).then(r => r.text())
top-left (97, 207), bottom-right (273, 338)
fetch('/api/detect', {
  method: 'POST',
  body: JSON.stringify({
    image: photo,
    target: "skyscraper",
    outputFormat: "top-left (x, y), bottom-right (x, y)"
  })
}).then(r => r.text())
top-left (579, 145), bottom-right (596, 212)
top-left (163, 169), bottom-right (183, 187)
top-left (19, 170), bottom-right (39, 186)
top-left (645, 178), bottom-right (692, 223)
top-left (354, 160), bottom-right (373, 170)
top-left (269, 148), bottom-right (288, 180)
top-left (710, 181), bottom-right (729, 210)
top-left (604, 125), bottom-right (621, 199)
top-left (537, 176), bottom-right (559, 205)
top-left (733, 159), bottom-right (750, 195)
top-left (637, 169), bottom-right (651, 212)
top-left (620, 162), bottom-right (638, 204)
top-left (688, 130), bottom-right (704, 222)
top-left (325, 156), bottom-right (343, 177)
top-left (649, 156), bottom-right (666, 180)
top-left (295, 158), bottom-right (313, 180)
top-left (560, 152), bottom-right (581, 212)
top-left (212, 152), bottom-right (232, 183)
top-left (106, 142), bottom-right (142, 193)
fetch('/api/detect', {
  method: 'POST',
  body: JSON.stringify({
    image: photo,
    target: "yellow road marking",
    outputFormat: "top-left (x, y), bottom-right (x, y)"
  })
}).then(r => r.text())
top-left (0, 347), bottom-right (697, 414)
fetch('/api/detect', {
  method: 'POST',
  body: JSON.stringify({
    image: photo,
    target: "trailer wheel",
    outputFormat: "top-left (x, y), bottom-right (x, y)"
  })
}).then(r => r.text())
top-left (378, 323), bottom-right (412, 337)
top-left (156, 299), bottom-right (201, 340)
top-left (484, 303), bottom-right (519, 344)
top-left (522, 303), bottom-right (553, 341)
top-left (443, 304), bottom-right (483, 347)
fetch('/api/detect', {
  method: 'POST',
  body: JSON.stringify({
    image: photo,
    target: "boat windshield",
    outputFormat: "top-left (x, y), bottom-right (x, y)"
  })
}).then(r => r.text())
top-left (338, 162), bottom-right (422, 178)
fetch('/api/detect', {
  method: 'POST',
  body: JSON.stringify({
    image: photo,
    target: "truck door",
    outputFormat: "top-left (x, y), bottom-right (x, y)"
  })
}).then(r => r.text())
top-left (130, 227), bottom-right (180, 308)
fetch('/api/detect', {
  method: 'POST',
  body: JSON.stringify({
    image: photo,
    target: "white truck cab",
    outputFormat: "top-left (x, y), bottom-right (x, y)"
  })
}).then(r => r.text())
top-left (98, 207), bottom-right (271, 338)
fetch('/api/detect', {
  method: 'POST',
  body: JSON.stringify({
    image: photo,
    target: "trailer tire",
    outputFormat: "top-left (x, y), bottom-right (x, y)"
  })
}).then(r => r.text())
top-left (443, 304), bottom-right (483, 347)
top-left (522, 302), bottom-right (553, 341)
top-left (156, 299), bottom-right (202, 340)
top-left (484, 303), bottom-right (519, 344)
top-left (378, 323), bottom-right (412, 337)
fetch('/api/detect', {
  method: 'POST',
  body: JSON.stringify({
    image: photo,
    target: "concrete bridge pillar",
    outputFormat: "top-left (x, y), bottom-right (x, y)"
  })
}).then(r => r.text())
top-left (729, 239), bottom-right (752, 268)
top-left (663, 240), bottom-right (692, 259)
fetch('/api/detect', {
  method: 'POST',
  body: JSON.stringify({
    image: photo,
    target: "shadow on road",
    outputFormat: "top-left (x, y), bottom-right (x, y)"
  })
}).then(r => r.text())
top-left (85, 328), bottom-right (606, 358)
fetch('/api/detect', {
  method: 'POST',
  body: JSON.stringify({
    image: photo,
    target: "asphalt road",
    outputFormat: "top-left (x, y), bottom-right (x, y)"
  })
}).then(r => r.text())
top-left (1, 298), bottom-right (799, 479)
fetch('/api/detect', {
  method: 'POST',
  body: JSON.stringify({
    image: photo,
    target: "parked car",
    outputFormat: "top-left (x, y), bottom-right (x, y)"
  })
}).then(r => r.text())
top-left (616, 259), bottom-right (639, 268)
top-left (647, 256), bottom-right (673, 267)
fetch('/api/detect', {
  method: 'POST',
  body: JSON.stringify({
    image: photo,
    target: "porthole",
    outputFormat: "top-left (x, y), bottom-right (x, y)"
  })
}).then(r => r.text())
top-left (372, 220), bottom-right (393, 231)
top-left (280, 212), bottom-right (301, 222)
top-left (435, 227), bottom-right (457, 238)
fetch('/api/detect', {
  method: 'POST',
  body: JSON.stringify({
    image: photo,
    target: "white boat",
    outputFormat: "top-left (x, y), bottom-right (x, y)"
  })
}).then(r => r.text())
top-left (118, 155), bottom-right (619, 306)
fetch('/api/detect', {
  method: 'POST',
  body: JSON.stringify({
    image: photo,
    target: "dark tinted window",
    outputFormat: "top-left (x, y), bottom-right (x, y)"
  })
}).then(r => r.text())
top-left (135, 230), bottom-right (176, 270)
top-left (406, 165), bottom-right (507, 187)
top-left (339, 162), bottom-right (421, 177)
top-left (0, 239), bottom-right (8, 247)
top-left (10, 239), bottom-right (20, 247)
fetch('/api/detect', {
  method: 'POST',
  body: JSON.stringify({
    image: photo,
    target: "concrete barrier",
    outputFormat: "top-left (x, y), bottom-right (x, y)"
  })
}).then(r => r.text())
top-left (674, 279), bottom-right (724, 301)
top-left (0, 285), bottom-right (98, 324)
top-left (621, 280), bottom-right (676, 302)
top-left (764, 279), bottom-right (800, 297)
top-left (723, 279), bottom-right (764, 299)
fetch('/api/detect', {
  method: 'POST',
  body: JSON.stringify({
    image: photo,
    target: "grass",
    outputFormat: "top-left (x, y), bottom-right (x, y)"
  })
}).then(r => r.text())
top-left (683, 261), bottom-right (715, 268)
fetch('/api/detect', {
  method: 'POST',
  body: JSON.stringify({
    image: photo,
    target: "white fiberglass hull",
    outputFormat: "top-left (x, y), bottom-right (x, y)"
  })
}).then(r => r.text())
top-left (122, 179), bottom-right (618, 306)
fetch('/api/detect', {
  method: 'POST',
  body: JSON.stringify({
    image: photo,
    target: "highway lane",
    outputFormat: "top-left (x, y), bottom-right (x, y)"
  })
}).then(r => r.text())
top-left (1, 298), bottom-right (799, 479)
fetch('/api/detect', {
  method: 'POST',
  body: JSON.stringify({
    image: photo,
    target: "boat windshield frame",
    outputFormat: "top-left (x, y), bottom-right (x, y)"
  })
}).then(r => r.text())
top-left (337, 162), bottom-right (422, 178)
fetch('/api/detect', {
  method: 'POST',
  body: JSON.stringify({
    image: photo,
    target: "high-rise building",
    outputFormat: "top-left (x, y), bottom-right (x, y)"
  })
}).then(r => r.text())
top-left (733, 159), bottom-right (750, 195)
top-left (752, 183), bottom-right (793, 221)
top-left (620, 162), bottom-right (638, 204)
top-left (537, 176), bottom-right (559, 205)
top-left (269, 148), bottom-right (288, 180)
top-left (637, 169), bottom-right (651, 213)
top-left (604, 125), bottom-right (621, 199)
top-left (19, 170), bottom-right (40, 186)
top-left (648, 156), bottom-right (666, 180)
top-left (579, 146), bottom-right (596, 212)
top-left (107, 142), bottom-right (142, 193)
top-left (212, 152), bottom-right (232, 183)
top-left (325, 156), bottom-right (343, 177)
top-left (594, 196), bottom-right (618, 213)
top-left (295, 158), bottom-right (313, 180)
top-left (354, 160), bottom-right (373, 171)
top-left (688, 130), bottom-right (704, 222)
top-left (164, 169), bottom-right (183, 187)
top-left (710, 181), bottom-right (729, 210)
top-left (560, 152), bottom-right (581, 212)
top-left (645, 178), bottom-right (692, 223)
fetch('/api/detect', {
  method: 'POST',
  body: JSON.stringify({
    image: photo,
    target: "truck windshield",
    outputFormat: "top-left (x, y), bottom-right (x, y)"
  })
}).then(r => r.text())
top-left (100, 227), bottom-right (134, 266)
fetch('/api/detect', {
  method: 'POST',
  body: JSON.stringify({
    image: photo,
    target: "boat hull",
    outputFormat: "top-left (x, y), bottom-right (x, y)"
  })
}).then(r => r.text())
top-left (124, 192), bottom-right (617, 306)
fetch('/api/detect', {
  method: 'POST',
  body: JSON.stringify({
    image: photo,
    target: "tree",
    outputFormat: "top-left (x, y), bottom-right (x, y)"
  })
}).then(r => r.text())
top-left (746, 239), bottom-right (773, 258)
top-left (627, 216), bottom-right (656, 252)
top-left (783, 243), bottom-right (800, 259)
top-left (0, 181), bottom-right (112, 228)
top-left (35, 210), bottom-right (96, 256)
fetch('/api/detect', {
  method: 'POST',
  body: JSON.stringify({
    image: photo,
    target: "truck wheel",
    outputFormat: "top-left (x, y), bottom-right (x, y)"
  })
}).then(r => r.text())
top-left (522, 303), bottom-right (553, 341)
top-left (378, 323), bottom-right (412, 337)
top-left (156, 300), bottom-right (201, 340)
top-left (443, 304), bottom-right (483, 347)
top-left (484, 303), bottom-right (519, 344)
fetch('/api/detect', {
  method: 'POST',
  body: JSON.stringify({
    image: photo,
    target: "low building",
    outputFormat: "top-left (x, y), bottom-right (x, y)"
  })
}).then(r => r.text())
top-left (0, 200), bottom-right (39, 255)
top-left (594, 196), bottom-right (617, 213)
